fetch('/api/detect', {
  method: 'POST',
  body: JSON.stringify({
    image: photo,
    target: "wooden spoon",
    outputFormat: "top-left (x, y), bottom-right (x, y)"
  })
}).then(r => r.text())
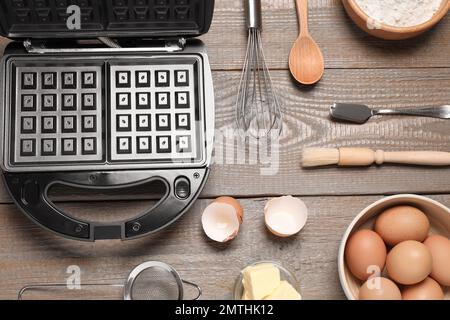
top-left (289, 0), bottom-right (324, 85)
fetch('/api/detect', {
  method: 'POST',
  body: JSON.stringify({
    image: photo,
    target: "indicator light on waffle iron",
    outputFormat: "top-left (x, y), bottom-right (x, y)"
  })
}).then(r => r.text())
top-left (175, 177), bottom-right (191, 200)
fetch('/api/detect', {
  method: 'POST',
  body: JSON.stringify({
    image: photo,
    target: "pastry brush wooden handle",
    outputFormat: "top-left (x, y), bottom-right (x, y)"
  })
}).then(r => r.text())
top-left (339, 148), bottom-right (450, 166)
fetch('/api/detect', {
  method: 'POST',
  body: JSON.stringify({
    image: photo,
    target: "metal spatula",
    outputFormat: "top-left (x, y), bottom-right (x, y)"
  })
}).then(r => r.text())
top-left (330, 103), bottom-right (450, 124)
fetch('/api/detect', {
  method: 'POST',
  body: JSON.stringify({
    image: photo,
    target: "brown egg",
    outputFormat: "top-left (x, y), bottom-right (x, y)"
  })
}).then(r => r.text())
top-left (359, 277), bottom-right (401, 300)
top-left (386, 240), bottom-right (432, 285)
top-left (374, 206), bottom-right (430, 246)
top-left (402, 277), bottom-right (444, 300)
top-left (345, 230), bottom-right (387, 281)
top-left (424, 235), bottom-right (450, 286)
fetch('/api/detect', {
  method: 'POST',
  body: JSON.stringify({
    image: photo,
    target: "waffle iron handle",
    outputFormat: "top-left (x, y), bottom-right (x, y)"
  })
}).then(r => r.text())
top-left (4, 169), bottom-right (209, 241)
top-left (4, 173), bottom-right (91, 240)
top-left (114, 169), bottom-right (209, 240)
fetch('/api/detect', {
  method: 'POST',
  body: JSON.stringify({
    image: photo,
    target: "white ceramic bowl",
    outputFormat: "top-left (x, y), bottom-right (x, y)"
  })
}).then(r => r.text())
top-left (338, 194), bottom-right (450, 300)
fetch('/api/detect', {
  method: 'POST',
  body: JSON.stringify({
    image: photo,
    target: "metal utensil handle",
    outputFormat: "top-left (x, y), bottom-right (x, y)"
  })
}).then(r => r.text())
top-left (18, 283), bottom-right (123, 300)
top-left (182, 280), bottom-right (202, 300)
top-left (246, 0), bottom-right (262, 29)
top-left (19, 281), bottom-right (202, 300)
top-left (375, 105), bottom-right (450, 119)
top-left (4, 169), bottom-right (208, 241)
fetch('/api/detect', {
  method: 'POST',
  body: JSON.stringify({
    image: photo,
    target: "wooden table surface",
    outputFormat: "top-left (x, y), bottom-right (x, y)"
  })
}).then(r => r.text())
top-left (1, 0), bottom-right (450, 300)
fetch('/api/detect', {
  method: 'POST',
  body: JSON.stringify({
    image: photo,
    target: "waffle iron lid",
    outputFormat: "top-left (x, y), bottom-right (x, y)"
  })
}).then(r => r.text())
top-left (0, 0), bottom-right (215, 39)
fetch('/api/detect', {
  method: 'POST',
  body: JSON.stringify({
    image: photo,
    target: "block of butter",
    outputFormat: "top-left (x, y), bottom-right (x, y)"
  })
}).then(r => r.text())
top-left (241, 263), bottom-right (302, 300)
top-left (242, 264), bottom-right (281, 300)
top-left (264, 281), bottom-right (302, 300)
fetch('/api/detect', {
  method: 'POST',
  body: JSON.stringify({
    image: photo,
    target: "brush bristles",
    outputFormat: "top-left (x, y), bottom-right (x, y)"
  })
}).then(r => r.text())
top-left (302, 148), bottom-right (340, 167)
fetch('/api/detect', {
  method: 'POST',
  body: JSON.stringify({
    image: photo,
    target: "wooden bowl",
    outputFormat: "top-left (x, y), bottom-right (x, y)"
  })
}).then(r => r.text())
top-left (343, 0), bottom-right (450, 40)
top-left (338, 194), bottom-right (450, 300)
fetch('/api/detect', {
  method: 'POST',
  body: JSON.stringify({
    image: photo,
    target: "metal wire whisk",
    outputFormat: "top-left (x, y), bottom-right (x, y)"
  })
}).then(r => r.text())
top-left (236, 0), bottom-right (282, 138)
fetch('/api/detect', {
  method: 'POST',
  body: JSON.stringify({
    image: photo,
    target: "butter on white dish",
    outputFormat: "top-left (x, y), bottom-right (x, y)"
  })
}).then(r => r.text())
top-left (241, 263), bottom-right (302, 300)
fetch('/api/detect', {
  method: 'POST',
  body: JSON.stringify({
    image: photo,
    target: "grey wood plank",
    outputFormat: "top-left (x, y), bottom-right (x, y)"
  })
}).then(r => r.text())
top-left (203, 0), bottom-right (450, 70)
top-left (2, 1), bottom-right (450, 70)
top-left (1, 68), bottom-right (450, 203)
top-left (206, 67), bottom-right (450, 198)
top-left (7, 194), bottom-right (450, 300)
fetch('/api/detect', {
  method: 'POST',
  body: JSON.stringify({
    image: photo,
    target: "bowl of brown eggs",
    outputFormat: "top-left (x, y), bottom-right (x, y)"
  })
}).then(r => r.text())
top-left (338, 194), bottom-right (450, 300)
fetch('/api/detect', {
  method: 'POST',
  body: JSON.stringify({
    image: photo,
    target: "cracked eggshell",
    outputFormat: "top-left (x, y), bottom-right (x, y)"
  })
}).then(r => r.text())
top-left (202, 201), bottom-right (241, 243)
top-left (264, 196), bottom-right (308, 238)
top-left (215, 196), bottom-right (244, 223)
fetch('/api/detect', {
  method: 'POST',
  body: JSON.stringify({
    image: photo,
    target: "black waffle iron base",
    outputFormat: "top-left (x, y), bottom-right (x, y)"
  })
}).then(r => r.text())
top-left (0, 0), bottom-right (215, 241)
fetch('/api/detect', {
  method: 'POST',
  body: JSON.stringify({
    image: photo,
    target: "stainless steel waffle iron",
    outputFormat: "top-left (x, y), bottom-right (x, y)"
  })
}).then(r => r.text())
top-left (0, 0), bottom-right (215, 241)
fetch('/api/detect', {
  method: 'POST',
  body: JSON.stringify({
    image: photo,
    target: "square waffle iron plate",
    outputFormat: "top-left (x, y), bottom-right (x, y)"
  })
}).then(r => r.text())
top-left (0, 0), bottom-right (215, 241)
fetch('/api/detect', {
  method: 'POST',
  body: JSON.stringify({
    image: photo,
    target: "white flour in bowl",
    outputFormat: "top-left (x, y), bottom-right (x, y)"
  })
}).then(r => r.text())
top-left (355, 0), bottom-right (444, 27)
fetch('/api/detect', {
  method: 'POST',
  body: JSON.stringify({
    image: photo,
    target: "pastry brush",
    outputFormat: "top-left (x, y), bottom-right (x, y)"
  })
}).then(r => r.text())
top-left (302, 148), bottom-right (450, 168)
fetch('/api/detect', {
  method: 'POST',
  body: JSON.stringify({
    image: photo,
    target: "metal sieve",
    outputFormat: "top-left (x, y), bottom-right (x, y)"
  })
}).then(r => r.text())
top-left (18, 261), bottom-right (201, 301)
top-left (123, 261), bottom-right (201, 300)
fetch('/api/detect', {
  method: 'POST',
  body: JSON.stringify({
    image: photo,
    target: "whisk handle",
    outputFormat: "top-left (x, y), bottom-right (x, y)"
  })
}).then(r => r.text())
top-left (246, 0), bottom-right (262, 29)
